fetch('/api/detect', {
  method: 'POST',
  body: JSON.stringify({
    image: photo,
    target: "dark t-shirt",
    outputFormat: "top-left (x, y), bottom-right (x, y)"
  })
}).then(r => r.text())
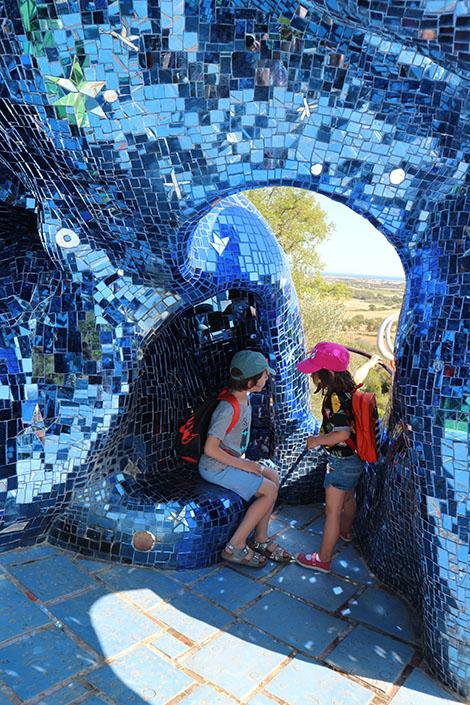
top-left (321, 391), bottom-right (356, 458)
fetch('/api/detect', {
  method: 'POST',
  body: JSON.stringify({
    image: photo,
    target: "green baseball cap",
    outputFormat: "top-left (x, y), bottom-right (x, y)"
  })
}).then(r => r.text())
top-left (230, 350), bottom-right (275, 381)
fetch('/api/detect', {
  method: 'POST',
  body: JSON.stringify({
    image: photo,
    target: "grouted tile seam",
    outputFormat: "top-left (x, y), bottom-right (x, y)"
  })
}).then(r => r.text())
top-left (0, 681), bottom-right (22, 705)
top-left (1, 562), bottom-right (101, 608)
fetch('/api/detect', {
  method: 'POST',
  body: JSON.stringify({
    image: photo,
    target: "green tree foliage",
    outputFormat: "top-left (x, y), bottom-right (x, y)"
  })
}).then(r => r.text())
top-left (245, 187), bottom-right (332, 275)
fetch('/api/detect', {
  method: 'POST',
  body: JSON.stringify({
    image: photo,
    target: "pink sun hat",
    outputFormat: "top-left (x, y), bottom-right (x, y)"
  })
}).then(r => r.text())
top-left (296, 341), bottom-right (350, 374)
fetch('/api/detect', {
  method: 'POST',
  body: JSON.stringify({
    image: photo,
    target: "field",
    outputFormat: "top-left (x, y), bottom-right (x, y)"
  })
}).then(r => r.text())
top-left (323, 275), bottom-right (405, 354)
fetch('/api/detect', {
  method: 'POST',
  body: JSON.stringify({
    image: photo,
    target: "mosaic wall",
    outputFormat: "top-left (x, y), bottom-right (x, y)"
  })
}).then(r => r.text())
top-left (0, 0), bottom-right (468, 695)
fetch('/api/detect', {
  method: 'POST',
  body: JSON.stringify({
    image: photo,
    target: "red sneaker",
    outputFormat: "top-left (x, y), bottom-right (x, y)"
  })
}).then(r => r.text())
top-left (295, 551), bottom-right (331, 573)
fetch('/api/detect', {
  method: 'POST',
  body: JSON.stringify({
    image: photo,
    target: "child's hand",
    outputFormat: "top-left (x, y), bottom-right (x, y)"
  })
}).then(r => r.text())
top-left (369, 354), bottom-right (382, 367)
top-left (307, 435), bottom-right (321, 450)
top-left (244, 460), bottom-right (264, 475)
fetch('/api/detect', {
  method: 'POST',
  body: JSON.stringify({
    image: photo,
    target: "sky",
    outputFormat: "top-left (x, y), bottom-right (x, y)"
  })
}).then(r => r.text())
top-left (314, 193), bottom-right (405, 279)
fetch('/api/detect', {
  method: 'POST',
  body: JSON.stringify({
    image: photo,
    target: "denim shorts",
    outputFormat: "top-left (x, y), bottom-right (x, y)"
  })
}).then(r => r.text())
top-left (323, 453), bottom-right (364, 492)
top-left (199, 464), bottom-right (263, 502)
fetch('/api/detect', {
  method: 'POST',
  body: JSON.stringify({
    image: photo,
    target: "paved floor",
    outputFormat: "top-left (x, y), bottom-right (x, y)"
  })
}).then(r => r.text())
top-left (0, 503), bottom-right (465, 705)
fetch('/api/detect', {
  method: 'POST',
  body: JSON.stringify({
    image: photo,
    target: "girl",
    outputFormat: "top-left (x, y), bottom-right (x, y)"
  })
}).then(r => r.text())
top-left (295, 341), bottom-right (365, 573)
top-left (200, 349), bottom-right (291, 568)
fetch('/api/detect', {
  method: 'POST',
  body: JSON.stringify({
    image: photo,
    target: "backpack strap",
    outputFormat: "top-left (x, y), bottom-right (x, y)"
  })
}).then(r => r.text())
top-left (217, 389), bottom-right (241, 434)
top-left (345, 386), bottom-right (360, 453)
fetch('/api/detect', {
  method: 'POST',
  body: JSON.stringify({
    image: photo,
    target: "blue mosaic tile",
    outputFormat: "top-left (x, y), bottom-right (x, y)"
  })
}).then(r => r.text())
top-left (265, 656), bottom-right (374, 705)
top-left (35, 681), bottom-right (90, 705)
top-left (0, 629), bottom-right (96, 700)
top-left (192, 567), bottom-right (268, 611)
top-left (241, 590), bottom-right (346, 656)
top-left (267, 563), bottom-right (359, 612)
top-left (0, 0), bottom-right (468, 694)
top-left (73, 557), bottom-right (113, 574)
top-left (150, 630), bottom-right (190, 659)
top-left (151, 590), bottom-right (233, 642)
top-left (246, 694), bottom-right (278, 705)
top-left (6, 555), bottom-right (95, 602)
top-left (86, 645), bottom-right (193, 705)
top-left (333, 545), bottom-right (377, 586)
top-left (164, 565), bottom-right (221, 586)
top-left (345, 587), bottom-right (421, 645)
top-left (0, 575), bottom-right (50, 642)
top-left (176, 685), bottom-right (239, 705)
top-left (0, 544), bottom-right (58, 566)
top-left (181, 622), bottom-right (290, 700)
top-left (388, 668), bottom-right (464, 705)
top-left (81, 697), bottom-right (109, 705)
top-left (97, 565), bottom-right (184, 609)
top-left (326, 625), bottom-right (415, 693)
top-left (306, 515), bottom-right (326, 536)
top-left (49, 588), bottom-right (161, 658)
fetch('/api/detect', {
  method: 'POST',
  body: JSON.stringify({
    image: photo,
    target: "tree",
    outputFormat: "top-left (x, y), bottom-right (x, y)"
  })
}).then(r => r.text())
top-left (245, 187), bottom-right (334, 277)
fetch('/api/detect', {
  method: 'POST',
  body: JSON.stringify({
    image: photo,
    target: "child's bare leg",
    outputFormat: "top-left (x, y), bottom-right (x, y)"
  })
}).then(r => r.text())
top-left (253, 465), bottom-right (279, 542)
top-left (340, 490), bottom-right (356, 536)
top-left (254, 501), bottom-right (275, 542)
top-left (318, 486), bottom-right (347, 562)
top-left (229, 479), bottom-right (277, 549)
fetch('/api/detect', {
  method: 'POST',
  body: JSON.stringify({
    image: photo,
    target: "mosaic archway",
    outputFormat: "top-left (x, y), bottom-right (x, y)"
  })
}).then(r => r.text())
top-left (0, 0), bottom-right (468, 695)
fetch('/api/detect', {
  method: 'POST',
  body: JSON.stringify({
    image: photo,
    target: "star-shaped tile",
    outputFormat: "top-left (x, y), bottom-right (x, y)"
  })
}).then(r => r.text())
top-left (46, 56), bottom-right (106, 127)
top-left (210, 232), bottom-right (230, 256)
top-left (297, 96), bottom-right (318, 121)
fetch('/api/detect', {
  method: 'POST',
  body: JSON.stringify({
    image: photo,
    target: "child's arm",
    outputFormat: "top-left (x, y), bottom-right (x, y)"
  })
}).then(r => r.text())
top-left (353, 354), bottom-right (381, 385)
top-left (307, 430), bottom-right (350, 449)
top-left (204, 435), bottom-right (264, 475)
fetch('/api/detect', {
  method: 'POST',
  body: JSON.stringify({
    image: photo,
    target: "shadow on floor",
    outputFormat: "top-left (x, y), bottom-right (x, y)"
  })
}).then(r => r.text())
top-left (0, 504), bottom-right (464, 705)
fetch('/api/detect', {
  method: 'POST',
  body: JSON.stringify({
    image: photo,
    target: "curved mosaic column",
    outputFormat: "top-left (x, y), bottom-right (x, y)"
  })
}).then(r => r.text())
top-left (356, 189), bottom-right (470, 695)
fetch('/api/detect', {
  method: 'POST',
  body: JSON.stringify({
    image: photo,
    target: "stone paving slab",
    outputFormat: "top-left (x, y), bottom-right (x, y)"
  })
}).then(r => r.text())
top-left (240, 589), bottom-right (347, 656)
top-left (180, 621), bottom-right (290, 700)
top-left (0, 503), bottom-right (465, 705)
top-left (0, 628), bottom-right (96, 701)
top-left (266, 562), bottom-right (359, 611)
top-left (191, 565), bottom-right (268, 611)
top-left (0, 542), bottom-right (57, 566)
top-left (326, 625), bottom-right (415, 693)
top-left (97, 563), bottom-right (184, 609)
top-left (150, 629), bottom-right (192, 659)
top-left (265, 655), bottom-right (375, 705)
top-left (345, 586), bottom-right (421, 645)
top-left (7, 554), bottom-right (95, 603)
top-left (177, 684), bottom-right (239, 704)
top-left (35, 681), bottom-right (90, 705)
top-left (0, 574), bottom-right (50, 642)
top-left (152, 589), bottom-right (234, 642)
top-left (49, 587), bottom-right (162, 658)
top-left (333, 544), bottom-right (377, 585)
top-left (388, 668), bottom-right (464, 705)
top-left (85, 644), bottom-right (193, 705)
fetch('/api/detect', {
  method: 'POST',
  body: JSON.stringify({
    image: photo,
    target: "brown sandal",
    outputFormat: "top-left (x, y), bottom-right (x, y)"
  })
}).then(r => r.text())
top-left (221, 543), bottom-right (268, 568)
top-left (248, 538), bottom-right (292, 563)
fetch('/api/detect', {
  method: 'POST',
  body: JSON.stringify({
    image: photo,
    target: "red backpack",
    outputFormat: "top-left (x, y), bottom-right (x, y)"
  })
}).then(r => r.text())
top-left (346, 386), bottom-right (380, 463)
top-left (176, 388), bottom-right (240, 464)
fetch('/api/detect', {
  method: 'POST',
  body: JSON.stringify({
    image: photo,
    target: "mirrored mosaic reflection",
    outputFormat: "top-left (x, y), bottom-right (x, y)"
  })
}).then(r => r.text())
top-left (0, 0), bottom-right (468, 696)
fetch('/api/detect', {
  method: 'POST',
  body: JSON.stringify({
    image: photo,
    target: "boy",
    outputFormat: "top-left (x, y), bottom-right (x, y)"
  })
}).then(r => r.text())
top-left (199, 350), bottom-right (291, 567)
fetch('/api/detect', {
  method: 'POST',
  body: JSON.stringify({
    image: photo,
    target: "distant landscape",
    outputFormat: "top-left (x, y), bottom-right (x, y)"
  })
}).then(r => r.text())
top-left (322, 274), bottom-right (405, 355)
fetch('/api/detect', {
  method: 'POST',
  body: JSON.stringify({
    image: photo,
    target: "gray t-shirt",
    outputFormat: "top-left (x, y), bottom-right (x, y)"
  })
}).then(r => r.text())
top-left (199, 399), bottom-right (251, 471)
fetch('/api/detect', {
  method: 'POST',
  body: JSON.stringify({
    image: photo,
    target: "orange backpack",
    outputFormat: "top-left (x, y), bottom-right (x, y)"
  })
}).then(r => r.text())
top-left (346, 386), bottom-right (380, 463)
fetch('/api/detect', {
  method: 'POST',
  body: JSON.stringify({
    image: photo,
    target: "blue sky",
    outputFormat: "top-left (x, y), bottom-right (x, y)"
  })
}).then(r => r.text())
top-left (315, 194), bottom-right (405, 279)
